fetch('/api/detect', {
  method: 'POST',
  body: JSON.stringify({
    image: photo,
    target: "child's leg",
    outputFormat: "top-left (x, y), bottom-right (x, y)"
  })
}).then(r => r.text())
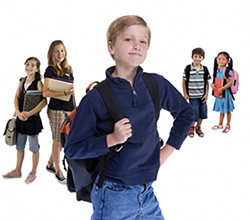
top-left (196, 119), bottom-right (203, 127)
top-left (15, 150), bottom-right (25, 172)
top-left (219, 113), bottom-right (225, 125)
top-left (47, 141), bottom-right (62, 172)
top-left (32, 151), bottom-right (39, 174)
top-left (226, 111), bottom-right (232, 126)
top-left (52, 140), bottom-right (62, 173)
top-left (47, 154), bottom-right (54, 167)
top-left (29, 135), bottom-right (40, 174)
top-left (15, 133), bottom-right (27, 172)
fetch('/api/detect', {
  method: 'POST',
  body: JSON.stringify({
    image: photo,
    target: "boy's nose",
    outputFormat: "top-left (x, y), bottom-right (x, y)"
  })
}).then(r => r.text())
top-left (133, 41), bottom-right (140, 50)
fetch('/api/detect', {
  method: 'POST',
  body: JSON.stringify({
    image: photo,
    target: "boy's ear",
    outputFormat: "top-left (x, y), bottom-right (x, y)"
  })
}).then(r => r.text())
top-left (108, 41), bottom-right (115, 55)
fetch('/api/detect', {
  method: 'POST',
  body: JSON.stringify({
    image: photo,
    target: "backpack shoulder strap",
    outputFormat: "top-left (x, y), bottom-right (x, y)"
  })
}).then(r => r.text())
top-left (184, 65), bottom-right (191, 95)
top-left (142, 73), bottom-right (160, 121)
top-left (203, 66), bottom-right (209, 81)
top-left (95, 80), bottom-right (124, 122)
top-left (222, 67), bottom-right (235, 101)
top-left (94, 80), bottom-right (125, 187)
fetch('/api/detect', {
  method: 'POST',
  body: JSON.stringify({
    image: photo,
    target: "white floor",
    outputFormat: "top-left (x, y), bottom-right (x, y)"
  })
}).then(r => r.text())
top-left (0, 88), bottom-right (248, 220)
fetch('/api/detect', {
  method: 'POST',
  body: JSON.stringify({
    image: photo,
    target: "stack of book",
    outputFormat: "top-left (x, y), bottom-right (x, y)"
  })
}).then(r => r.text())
top-left (50, 77), bottom-right (73, 101)
top-left (23, 90), bottom-right (43, 116)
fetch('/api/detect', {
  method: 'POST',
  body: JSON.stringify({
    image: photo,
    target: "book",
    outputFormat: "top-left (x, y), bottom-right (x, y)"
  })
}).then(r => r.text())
top-left (23, 91), bottom-right (43, 116)
top-left (214, 78), bottom-right (224, 98)
top-left (26, 90), bottom-right (43, 94)
top-left (50, 78), bottom-right (73, 101)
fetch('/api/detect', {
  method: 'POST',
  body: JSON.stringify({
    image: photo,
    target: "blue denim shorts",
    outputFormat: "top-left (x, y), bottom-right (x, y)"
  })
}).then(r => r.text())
top-left (16, 133), bottom-right (39, 152)
top-left (189, 98), bottom-right (208, 122)
top-left (91, 176), bottom-right (164, 220)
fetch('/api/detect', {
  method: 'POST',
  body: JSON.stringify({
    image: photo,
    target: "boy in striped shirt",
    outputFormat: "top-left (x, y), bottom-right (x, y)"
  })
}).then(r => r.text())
top-left (182, 48), bottom-right (211, 137)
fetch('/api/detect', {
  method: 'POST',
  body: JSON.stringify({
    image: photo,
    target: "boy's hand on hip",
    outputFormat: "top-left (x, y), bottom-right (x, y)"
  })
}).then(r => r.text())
top-left (107, 118), bottom-right (132, 148)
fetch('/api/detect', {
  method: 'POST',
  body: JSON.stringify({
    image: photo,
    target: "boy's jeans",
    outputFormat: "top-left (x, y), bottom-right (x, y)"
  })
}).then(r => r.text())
top-left (91, 176), bottom-right (164, 220)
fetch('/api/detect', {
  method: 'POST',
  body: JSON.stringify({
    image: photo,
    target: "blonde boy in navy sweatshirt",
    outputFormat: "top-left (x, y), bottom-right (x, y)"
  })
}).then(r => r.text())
top-left (65, 15), bottom-right (193, 219)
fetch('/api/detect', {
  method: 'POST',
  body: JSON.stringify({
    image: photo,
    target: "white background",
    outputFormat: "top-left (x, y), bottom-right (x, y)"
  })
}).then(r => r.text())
top-left (0, 0), bottom-right (249, 219)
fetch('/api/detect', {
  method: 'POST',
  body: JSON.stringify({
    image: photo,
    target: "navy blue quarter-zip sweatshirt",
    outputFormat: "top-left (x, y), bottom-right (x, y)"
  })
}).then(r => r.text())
top-left (64, 66), bottom-right (194, 186)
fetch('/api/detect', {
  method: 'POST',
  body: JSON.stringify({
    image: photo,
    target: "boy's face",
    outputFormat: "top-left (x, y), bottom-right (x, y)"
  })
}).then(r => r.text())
top-left (192, 54), bottom-right (204, 66)
top-left (108, 25), bottom-right (149, 69)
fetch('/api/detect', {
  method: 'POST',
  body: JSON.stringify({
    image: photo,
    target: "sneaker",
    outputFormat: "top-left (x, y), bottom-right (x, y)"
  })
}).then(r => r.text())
top-left (188, 126), bottom-right (195, 138)
top-left (46, 164), bottom-right (56, 174)
top-left (55, 170), bottom-right (66, 184)
top-left (25, 172), bottom-right (36, 184)
top-left (195, 126), bottom-right (204, 137)
top-left (2, 170), bottom-right (21, 179)
top-left (222, 125), bottom-right (231, 133)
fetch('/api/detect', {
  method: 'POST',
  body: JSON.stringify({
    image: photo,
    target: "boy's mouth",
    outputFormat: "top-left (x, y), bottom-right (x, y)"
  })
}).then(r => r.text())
top-left (129, 52), bottom-right (142, 56)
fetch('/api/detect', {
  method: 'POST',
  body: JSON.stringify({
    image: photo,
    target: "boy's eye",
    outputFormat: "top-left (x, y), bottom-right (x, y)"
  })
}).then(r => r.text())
top-left (140, 40), bottom-right (147, 44)
top-left (125, 38), bottom-right (132, 41)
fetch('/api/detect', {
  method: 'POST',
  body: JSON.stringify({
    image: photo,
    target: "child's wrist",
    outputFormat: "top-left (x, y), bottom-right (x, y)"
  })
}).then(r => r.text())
top-left (107, 133), bottom-right (118, 148)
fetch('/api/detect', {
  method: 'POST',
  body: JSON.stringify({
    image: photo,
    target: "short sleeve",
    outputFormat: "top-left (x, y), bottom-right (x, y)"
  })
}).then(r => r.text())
top-left (44, 66), bottom-right (56, 79)
top-left (183, 69), bottom-right (187, 80)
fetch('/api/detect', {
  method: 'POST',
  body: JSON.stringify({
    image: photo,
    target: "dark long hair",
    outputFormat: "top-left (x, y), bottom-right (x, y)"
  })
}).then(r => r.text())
top-left (24, 57), bottom-right (41, 80)
top-left (213, 51), bottom-right (233, 78)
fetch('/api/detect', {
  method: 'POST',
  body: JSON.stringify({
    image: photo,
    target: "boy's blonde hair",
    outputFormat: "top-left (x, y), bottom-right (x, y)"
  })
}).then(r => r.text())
top-left (107, 15), bottom-right (151, 59)
top-left (47, 40), bottom-right (72, 77)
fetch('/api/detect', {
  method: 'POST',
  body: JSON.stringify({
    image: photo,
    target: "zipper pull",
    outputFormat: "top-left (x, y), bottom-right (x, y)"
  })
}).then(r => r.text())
top-left (132, 88), bottom-right (138, 107)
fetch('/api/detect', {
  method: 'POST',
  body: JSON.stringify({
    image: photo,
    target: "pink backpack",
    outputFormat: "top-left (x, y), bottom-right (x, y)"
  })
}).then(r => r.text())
top-left (223, 67), bottom-right (239, 94)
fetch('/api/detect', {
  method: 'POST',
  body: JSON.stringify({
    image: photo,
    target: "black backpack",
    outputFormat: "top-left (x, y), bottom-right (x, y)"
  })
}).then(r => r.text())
top-left (63, 73), bottom-right (160, 202)
top-left (184, 65), bottom-right (209, 97)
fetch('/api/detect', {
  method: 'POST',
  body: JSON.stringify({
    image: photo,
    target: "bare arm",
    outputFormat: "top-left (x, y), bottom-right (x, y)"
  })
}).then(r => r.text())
top-left (160, 144), bottom-right (175, 167)
top-left (182, 80), bottom-right (189, 100)
top-left (201, 81), bottom-right (209, 103)
top-left (14, 81), bottom-right (28, 121)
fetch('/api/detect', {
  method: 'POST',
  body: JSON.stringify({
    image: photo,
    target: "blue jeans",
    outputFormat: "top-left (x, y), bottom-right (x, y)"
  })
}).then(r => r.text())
top-left (16, 133), bottom-right (39, 152)
top-left (189, 98), bottom-right (208, 122)
top-left (91, 176), bottom-right (164, 220)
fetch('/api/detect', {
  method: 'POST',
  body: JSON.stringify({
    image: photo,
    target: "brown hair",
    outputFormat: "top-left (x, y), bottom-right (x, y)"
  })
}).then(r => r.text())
top-left (24, 57), bottom-right (41, 80)
top-left (107, 15), bottom-right (151, 59)
top-left (47, 40), bottom-right (72, 77)
top-left (192, 47), bottom-right (205, 58)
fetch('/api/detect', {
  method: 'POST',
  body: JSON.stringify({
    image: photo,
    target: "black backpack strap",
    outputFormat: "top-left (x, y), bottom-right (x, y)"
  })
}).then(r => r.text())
top-left (94, 80), bottom-right (125, 187)
top-left (184, 65), bottom-right (191, 96)
top-left (95, 80), bottom-right (124, 122)
top-left (142, 73), bottom-right (160, 121)
top-left (203, 66), bottom-right (209, 97)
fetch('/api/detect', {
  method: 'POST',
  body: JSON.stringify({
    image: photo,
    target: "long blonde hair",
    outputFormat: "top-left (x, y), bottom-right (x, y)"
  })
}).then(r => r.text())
top-left (47, 40), bottom-right (72, 77)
